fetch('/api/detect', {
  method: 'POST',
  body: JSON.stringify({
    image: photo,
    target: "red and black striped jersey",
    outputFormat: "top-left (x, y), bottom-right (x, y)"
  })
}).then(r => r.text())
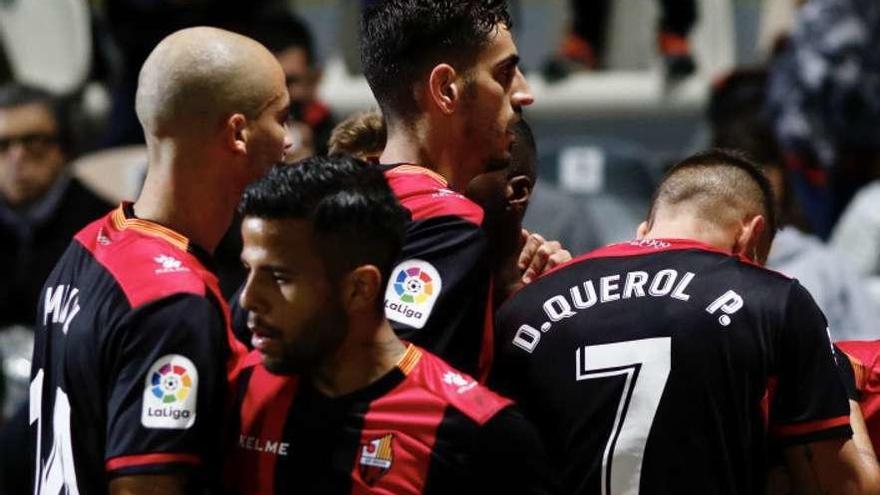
top-left (379, 164), bottom-right (494, 380)
top-left (490, 239), bottom-right (852, 495)
top-left (836, 340), bottom-right (880, 454)
top-left (29, 203), bottom-right (247, 494)
top-left (225, 344), bottom-right (553, 494)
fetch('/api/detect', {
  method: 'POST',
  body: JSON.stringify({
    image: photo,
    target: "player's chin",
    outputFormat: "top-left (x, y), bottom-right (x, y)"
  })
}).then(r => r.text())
top-left (260, 354), bottom-right (296, 376)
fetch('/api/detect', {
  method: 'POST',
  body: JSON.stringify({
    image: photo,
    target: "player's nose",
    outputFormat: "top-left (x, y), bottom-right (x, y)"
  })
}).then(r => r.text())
top-left (511, 68), bottom-right (534, 107)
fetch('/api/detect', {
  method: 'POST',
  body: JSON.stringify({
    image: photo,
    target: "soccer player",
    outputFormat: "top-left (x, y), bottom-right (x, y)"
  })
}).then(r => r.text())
top-left (29, 27), bottom-right (291, 494)
top-left (464, 119), bottom-right (538, 306)
top-left (228, 157), bottom-right (552, 494)
top-left (359, 0), bottom-right (570, 379)
top-left (490, 149), bottom-right (880, 494)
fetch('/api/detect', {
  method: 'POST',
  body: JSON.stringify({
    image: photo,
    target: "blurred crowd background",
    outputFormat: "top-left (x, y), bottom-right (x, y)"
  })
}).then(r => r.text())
top-left (1, 0), bottom-right (880, 432)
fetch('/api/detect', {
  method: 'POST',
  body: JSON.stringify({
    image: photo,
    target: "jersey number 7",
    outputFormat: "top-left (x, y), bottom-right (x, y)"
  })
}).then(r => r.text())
top-left (575, 337), bottom-right (671, 495)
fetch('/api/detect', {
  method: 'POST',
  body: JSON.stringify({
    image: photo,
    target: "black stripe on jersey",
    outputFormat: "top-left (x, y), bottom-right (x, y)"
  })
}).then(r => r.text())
top-left (274, 385), bottom-right (369, 494)
top-left (423, 406), bottom-right (476, 495)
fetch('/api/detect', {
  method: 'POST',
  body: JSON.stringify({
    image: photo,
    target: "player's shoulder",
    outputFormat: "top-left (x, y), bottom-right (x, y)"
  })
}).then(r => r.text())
top-left (837, 340), bottom-right (880, 375)
top-left (74, 206), bottom-right (211, 309)
top-left (406, 346), bottom-right (512, 425)
top-left (383, 164), bottom-right (483, 225)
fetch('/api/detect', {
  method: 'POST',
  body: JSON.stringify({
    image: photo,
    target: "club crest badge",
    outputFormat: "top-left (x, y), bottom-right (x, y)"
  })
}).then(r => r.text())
top-left (358, 434), bottom-right (394, 486)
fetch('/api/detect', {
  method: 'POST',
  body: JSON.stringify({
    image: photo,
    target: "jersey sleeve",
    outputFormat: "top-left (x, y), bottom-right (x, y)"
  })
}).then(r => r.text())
top-left (386, 215), bottom-right (491, 375)
top-left (470, 405), bottom-right (557, 494)
top-left (103, 293), bottom-right (227, 477)
top-left (770, 282), bottom-right (853, 445)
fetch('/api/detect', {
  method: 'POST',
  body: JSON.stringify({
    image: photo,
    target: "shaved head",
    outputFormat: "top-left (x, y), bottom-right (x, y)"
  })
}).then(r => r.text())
top-left (648, 149), bottom-right (777, 239)
top-left (136, 26), bottom-right (285, 137)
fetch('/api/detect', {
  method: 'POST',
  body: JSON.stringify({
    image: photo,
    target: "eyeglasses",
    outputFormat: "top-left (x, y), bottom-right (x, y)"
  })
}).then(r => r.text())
top-left (0, 133), bottom-right (59, 156)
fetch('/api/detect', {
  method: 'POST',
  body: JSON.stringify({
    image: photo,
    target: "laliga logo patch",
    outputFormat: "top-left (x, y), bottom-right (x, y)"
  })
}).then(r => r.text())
top-left (384, 260), bottom-right (441, 329)
top-left (141, 354), bottom-right (198, 429)
top-left (359, 434), bottom-right (394, 486)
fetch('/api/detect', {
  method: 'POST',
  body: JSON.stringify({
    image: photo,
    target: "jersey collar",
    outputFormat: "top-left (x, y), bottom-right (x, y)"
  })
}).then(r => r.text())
top-left (111, 202), bottom-right (215, 268)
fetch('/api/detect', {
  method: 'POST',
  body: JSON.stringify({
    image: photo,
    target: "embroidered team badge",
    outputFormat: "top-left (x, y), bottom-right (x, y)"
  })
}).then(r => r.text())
top-left (384, 259), bottom-right (442, 329)
top-left (358, 434), bottom-right (394, 486)
top-left (141, 354), bottom-right (198, 429)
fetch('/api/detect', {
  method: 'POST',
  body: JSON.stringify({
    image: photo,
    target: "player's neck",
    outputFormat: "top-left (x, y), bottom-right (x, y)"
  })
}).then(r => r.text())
top-left (381, 123), bottom-right (469, 192)
top-left (134, 148), bottom-right (237, 254)
top-left (310, 319), bottom-right (408, 398)
top-left (642, 218), bottom-right (736, 254)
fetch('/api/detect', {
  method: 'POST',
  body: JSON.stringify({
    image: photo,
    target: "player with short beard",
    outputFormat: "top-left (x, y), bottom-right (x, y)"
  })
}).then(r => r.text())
top-left (227, 157), bottom-right (552, 494)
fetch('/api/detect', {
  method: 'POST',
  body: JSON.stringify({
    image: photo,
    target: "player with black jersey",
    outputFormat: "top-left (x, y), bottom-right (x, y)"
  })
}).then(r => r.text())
top-left (491, 149), bottom-right (880, 495)
top-left (359, 0), bottom-right (568, 380)
top-left (29, 28), bottom-right (290, 494)
top-left (227, 157), bottom-right (552, 494)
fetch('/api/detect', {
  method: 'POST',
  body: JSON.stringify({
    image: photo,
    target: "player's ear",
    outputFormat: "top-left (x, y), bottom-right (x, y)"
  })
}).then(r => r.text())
top-left (341, 265), bottom-right (383, 313)
top-left (636, 221), bottom-right (650, 240)
top-left (732, 214), bottom-right (767, 264)
top-left (507, 175), bottom-right (533, 212)
top-left (225, 113), bottom-right (248, 155)
top-left (427, 64), bottom-right (459, 115)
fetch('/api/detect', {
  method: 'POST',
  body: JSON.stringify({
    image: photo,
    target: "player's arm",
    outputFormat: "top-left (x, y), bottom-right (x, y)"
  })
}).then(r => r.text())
top-left (471, 405), bottom-right (558, 494)
top-left (104, 294), bottom-right (226, 490)
top-left (773, 284), bottom-right (880, 495)
top-left (387, 215), bottom-right (489, 364)
top-left (783, 401), bottom-right (880, 495)
top-left (109, 473), bottom-right (189, 495)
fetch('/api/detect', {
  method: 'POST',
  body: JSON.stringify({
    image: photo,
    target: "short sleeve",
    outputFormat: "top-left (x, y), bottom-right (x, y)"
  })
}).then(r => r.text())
top-left (769, 282), bottom-right (852, 444)
top-left (103, 293), bottom-right (227, 477)
top-left (387, 215), bottom-right (491, 375)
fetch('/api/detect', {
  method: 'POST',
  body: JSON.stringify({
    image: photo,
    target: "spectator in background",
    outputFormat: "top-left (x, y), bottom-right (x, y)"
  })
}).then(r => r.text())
top-left (543, 0), bottom-right (698, 81)
top-left (767, 0), bottom-right (880, 239)
top-left (711, 69), bottom-right (878, 341)
top-left (246, 9), bottom-right (336, 156)
top-left (0, 83), bottom-right (112, 330)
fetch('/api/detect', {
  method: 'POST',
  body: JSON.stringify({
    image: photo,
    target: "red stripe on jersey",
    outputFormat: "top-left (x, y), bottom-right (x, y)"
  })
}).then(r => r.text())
top-left (74, 206), bottom-right (209, 308)
top-left (538, 238), bottom-right (777, 283)
top-left (477, 278), bottom-right (495, 384)
top-left (761, 377), bottom-right (779, 430)
top-left (351, 357), bottom-right (445, 493)
top-left (383, 165), bottom-right (484, 225)
top-left (235, 360), bottom-right (299, 495)
top-left (771, 415), bottom-right (850, 437)
top-left (105, 452), bottom-right (201, 471)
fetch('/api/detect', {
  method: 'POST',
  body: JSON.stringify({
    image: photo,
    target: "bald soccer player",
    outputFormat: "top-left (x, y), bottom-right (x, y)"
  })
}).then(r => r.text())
top-left (29, 27), bottom-right (291, 494)
top-left (490, 150), bottom-right (880, 495)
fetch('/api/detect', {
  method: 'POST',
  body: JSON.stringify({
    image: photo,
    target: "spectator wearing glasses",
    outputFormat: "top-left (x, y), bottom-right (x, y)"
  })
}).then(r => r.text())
top-left (0, 83), bottom-right (112, 330)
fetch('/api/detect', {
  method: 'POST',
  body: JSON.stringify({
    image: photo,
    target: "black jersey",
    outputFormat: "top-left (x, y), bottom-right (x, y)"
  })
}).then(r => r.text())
top-left (29, 204), bottom-right (247, 494)
top-left (490, 239), bottom-right (852, 495)
top-left (380, 164), bottom-right (493, 380)
top-left (226, 344), bottom-right (552, 494)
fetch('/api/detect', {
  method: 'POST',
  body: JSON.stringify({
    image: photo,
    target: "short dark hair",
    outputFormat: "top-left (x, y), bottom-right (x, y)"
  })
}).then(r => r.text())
top-left (361, 0), bottom-right (511, 121)
top-left (0, 82), bottom-right (69, 153)
top-left (650, 149), bottom-right (778, 236)
top-left (239, 156), bottom-right (408, 306)
top-left (243, 11), bottom-right (316, 67)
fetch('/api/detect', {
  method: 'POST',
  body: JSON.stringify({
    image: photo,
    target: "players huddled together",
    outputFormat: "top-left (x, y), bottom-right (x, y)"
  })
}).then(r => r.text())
top-left (22, 1), bottom-right (880, 494)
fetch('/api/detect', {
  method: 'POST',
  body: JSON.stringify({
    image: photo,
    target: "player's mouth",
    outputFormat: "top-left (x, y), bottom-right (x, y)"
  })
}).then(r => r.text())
top-left (248, 316), bottom-right (281, 353)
